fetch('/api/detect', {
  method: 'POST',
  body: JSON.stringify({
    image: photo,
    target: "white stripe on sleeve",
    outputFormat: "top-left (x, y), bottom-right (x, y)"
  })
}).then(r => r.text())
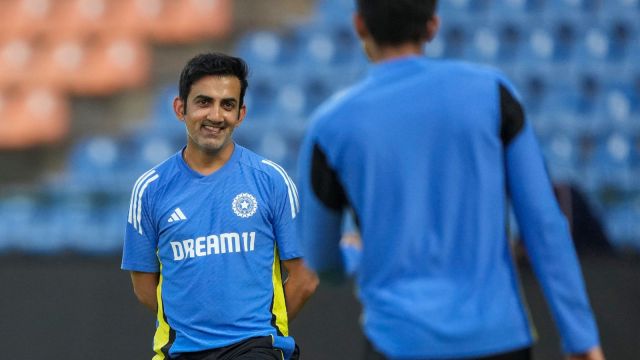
top-left (261, 159), bottom-right (299, 219)
top-left (128, 169), bottom-right (155, 224)
top-left (134, 174), bottom-right (159, 235)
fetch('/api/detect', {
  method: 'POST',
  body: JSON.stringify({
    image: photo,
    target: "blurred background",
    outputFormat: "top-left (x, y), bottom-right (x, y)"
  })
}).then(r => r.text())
top-left (0, 0), bottom-right (639, 358)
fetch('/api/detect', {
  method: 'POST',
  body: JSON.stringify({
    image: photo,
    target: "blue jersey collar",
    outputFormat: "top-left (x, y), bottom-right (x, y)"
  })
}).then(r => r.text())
top-left (176, 143), bottom-right (242, 182)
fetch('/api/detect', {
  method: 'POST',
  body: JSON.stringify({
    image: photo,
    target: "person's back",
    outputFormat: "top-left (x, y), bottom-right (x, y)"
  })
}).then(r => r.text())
top-left (308, 58), bottom-right (532, 357)
top-left (297, 1), bottom-right (604, 359)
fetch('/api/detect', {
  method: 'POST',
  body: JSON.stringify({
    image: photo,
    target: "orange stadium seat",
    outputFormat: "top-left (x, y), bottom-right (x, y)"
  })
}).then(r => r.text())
top-left (26, 34), bottom-right (89, 91)
top-left (0, 0), bottom-right (57, 38)
top-left (0, 87), bottom-right (69, 148)
top-left (49, 0), bottom-right (110, 37)
top-left (71, 34), bottom-right (151, 95)
top-left (149, 0), bottom-right (232, 43)
top-left (0, 36), bottom-right (36, 88)
top-left (105, 0), bottom-right (166, 38)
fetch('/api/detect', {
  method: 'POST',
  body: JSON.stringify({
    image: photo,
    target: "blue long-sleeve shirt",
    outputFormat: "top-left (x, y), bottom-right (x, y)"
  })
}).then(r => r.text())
top-left (297, 56), bottom-right (599, 359)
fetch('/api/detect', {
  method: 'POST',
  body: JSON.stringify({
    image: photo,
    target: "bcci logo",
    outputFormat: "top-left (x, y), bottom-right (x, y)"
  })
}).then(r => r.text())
top-left (232, 193), bottom-right (258, 218)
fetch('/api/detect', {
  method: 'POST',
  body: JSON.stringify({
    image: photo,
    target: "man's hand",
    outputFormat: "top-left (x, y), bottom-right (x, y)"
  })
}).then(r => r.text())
top-left (130, 271), bottom-right (159, 313)
top-left (282, 258), bottom-right (319, 321)
top-left (567, 346), bottom-right (605, 360)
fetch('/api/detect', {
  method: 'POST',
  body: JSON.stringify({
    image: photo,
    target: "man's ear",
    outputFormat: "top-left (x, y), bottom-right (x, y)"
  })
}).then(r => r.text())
top-left (173, 96), bottom-right (185, 121)
top-left (237, 105), bottom-right (247, 124)
top-left (425, 15), bottom-right (441, 42)
top-left (353, 12), bottom-right (369, 40)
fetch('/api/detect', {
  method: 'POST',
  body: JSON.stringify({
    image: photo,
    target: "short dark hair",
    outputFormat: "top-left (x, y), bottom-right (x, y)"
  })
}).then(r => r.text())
top-left (178, 52), bottom-right (249, 112)
top-left (356, 0), bottom-right (438, 46)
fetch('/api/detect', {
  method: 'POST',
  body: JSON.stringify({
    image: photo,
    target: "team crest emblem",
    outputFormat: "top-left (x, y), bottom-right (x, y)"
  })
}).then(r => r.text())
top-left (232, 193), bottom-right (258, 218)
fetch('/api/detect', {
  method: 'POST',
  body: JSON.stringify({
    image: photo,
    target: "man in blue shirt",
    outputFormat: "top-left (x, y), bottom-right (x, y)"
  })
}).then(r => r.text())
top-left (297, 1), bottom-right (604, 359)
top-left (122, 53), bottom-right (318, 360)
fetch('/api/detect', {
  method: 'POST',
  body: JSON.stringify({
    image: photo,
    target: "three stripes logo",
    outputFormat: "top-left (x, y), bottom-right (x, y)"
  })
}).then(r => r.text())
top-left (168, 208), bottom-right (187, 223)
top-left (128, 169), bottom-right (159, 235)
top-left (261, 159), bottom-right (299, 219)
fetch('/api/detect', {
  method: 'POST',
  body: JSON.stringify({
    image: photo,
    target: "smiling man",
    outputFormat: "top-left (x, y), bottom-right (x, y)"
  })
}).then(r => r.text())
top-left (121, 53), bottom-right (318, 360)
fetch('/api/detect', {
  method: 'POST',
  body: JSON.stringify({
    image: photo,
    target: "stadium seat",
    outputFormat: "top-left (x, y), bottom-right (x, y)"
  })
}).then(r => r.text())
top-left (244, 72), bottom-right (280, 117)
top-left (573, 19), bottom-right (635, 65)
top-left (607, 18), bottom-right (636, 61)
top-left (148, 85), bottom-right (185, 139)
top-left (602, 204), bottom-right (639, 251)
top-left (603, 0), bottom-right (640, 14)
top-left (105, 0), bottom-right (164, 38)
top-left (314, 0), bottom-right (354, 26)
top-left (584, 132), bottom-right (634, 191)
top-left (575, 27), bottom-right (611, 64)
top-left (121, 130), bottom-right (180, 173)
top-left (570, 72), bottom-right (603, 117)
top-left (440, 21), bottom-right (470, 59)
top-left (236, 31), bottom-right (293, 69)
top-left (66, 201), bottom-right (124, 253)
top-left (440, 0), bottom-right (494, 13)
top-left (539, 128), bottom-right (580, 182)
top-left (65, 136), bottom-right (134, 193)
top-left (0, 87), bottom-right (69, 148)
top-left (0, 0), bottom-right (56, 38)
top-left (0, 35), bottom-right (35, 88)
top-left (49, 0), bottom-right (110, 37)
top-left (546, 0), bottom-right (601, 13)
top-left (28, 34), bottom-right (88, 91)
top-left (149, 0), bottom-right (232, 43)
top-left (256, 127), bottom-right (302, 174)
top-left (596, 85), bottom-right (638, 133)
top-left (512, 69), bottom-right (554, 118)
top-left (297, 29), bottom-right (337, 66)
top-left (496, 22), bottom-right (527, 63)
top-left (0, 195), bottom-right (38, 251)
top-left (492, 0), bottom-right (545, 15)
top-left (293, 21), bottom-right (362, 67)
top-left (466, 27), bottom-right (500, 63)
top-left (71, 34), bottom-right (150, 96)
top-left (553, 19), bottom-right (581, 61)
top-left (625, 36), bottom-right (640, 70)
top-left (524, 27), bottom-right (555, 62)
top-left (303, 75), bottom-right (337, 115)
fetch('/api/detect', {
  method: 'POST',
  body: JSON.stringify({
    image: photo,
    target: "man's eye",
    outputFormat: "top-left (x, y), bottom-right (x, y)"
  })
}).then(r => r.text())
top-left (222, 102), bottom-right (235, 110)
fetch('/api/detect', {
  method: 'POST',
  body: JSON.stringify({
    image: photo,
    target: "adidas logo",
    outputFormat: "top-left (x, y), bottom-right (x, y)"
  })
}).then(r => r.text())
top-left (168, 208), bottom-right (187, 223)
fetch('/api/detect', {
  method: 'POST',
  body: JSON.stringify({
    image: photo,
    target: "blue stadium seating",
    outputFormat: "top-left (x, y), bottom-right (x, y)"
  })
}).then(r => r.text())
top-left (3, 0), bottom-right (640, 253)
top-left (236, 31), bottom-right (294, 68)
top-left (584, 132), bottom-right (635, 191)
top-left (0, 196), bottom-right (38, 252)
top-left (603, 203), bottom-right (640, 250)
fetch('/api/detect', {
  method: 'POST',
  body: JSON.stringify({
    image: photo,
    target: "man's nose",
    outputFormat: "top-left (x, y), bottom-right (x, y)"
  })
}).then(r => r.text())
top-left (207, 103), bottom-right (224, 121)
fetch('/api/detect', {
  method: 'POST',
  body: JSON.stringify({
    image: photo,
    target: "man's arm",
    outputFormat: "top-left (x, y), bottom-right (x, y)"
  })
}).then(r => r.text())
top-left (500, 82), bottom-right (602, 356)
top-left (567, 346), bottom-right (605, 360)
top-left (130, 271), bottom-right (159, 313)
top-left (297, 137), bottom-right (347, 277)
top-left (281, 258), bottom-right (319, 321)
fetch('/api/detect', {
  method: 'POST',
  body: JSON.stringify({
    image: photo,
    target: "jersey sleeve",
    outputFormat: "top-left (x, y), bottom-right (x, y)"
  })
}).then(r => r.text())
top-left (501, 83), bottom-right (600, 353)
top-left (296, 128), bottom-right (344, 275)
top-left (121, 170), bottom-right (160, 273)
top-left (262, 160), bottom-right (303, 260)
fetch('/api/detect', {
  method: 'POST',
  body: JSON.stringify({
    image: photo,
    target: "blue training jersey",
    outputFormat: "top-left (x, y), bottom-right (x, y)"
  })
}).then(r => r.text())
top-left (122, 144), bottom-right (301, 359)
top-left (297, 56), bottom-right (600, 359)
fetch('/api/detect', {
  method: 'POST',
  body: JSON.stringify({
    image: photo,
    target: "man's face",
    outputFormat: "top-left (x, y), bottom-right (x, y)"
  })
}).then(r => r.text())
top-left (174, 75), bottom-right (246, 155)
